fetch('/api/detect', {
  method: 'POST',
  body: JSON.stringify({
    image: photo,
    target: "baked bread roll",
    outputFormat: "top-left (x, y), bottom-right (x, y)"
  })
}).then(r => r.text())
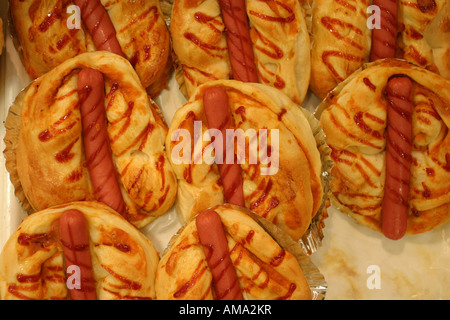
top-left (155, 204), bottom-right (312, 300)
top-left (398, 0), bottom-right (450, 80)
top-left (0, 201), bottom-right (159, 300)
top-left (166, 80), bottom-right (323, 241)
top-left (170, 0), bottom-right (311, 104)
top-left (6, 51), bottom-right (177, 228)
top-left (310, 0), bottom-right (450, 100)
top-left (9, 0), bottom-right (171, 97)
top-left (317, 59), bottom-right (450, 236)
top-left (310, 0), bottom-right (372, 100)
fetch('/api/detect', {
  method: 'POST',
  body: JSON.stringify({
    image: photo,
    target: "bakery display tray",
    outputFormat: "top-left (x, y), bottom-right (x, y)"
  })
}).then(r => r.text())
top-left (0, 4), bottom-right (448, 300)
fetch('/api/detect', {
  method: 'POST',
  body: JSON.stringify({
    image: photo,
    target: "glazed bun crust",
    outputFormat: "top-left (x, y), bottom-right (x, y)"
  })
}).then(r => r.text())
top-left (170, 0), bottom-right (311, 104)
top-left (247, 0), bottom-right (311, 105)
top-left (318, 59), bottom-right (450, 235)
top-left (10, 0), bottom-right (94, 80)
top-left (310, 0), bottom-right (371, 100)
top-left (0, 201), bottom-right (159, 300)
top-left (108, 0), bottom-right (172, 94)
top-left (310, 0), bottom-right (450, 100)
top-left (398, 0), bottom-right (450, 80)
top-left (155, 204), bottom-right (312, 300)
top-left (170, 0), bottom-right (231, 98)
top-left (15, 51), bottom-right (177, 228)
top-left (166, 80), bottom-right (323, 241)
top-left (9, 0), bottom-right (171, 95)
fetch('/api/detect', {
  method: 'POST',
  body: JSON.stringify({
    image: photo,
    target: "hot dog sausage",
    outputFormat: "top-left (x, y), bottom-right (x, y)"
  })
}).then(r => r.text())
top-left (59, 209), bottom-right (97, 300)
top-left (219, 0), bottom-right (258, 82)
top-left (203, 86), bottom-right (245, 207)
top-left (78, 68), bottom-right (127, 216)
top-left (381, 76), bottom-right (413, 240)
top-left (370, 0), bottom-right (398, 61)
top-left (74, 0), bottom-right (125, 57)
top-left (196, 209), bottom-right (243, 300)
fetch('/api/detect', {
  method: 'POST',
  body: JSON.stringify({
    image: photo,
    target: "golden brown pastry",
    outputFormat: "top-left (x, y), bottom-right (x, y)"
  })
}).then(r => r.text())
top-left (310, 0), bottom-right (450, 100)
top-left (310, 0), bottom-right (372, 100)
top-left (0, 201), bottom-right (159, 300)
top-left (398, 0), bottom-right (450, 79)
top-left (170, 0), bottom-right (311, 104)
top-left (166, 79), bottom-right (323, 241)
top-left (317, 59), bottom-right (450, 236)
top-left (9, 0), bottom-right (171, 97)
top-left (170, 0), bottom-right (231, 98)
top-left (155, 204), bottom-right (312, 300)
top-left (6, 51), bottom-right (177, 228)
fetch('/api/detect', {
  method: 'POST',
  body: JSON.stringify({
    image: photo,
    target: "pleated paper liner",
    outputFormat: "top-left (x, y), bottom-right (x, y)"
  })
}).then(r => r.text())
top-left (299, 107), bottom-right (333, 255)
top-left (4, 83), bottom-right (34, 214)
top-left (4, 4), bottom-right (31, 202)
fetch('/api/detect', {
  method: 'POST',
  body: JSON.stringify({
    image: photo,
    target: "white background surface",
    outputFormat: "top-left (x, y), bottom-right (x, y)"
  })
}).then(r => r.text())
top-left (0, 4), bottom-right (448, 300)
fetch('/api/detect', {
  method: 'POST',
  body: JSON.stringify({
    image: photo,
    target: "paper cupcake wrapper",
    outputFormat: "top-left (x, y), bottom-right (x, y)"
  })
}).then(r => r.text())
top-left (4, 83), bottom-right (34, 214)
top-left (298, 107), bottom-right (333, 255)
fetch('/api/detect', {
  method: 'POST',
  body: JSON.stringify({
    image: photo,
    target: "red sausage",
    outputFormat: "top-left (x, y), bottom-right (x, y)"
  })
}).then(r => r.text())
top-left (219, 0), bottom-right (258, 82)
top-left (59, 209), bottom-right (97, 300)
top-left (381, 76), bottom-right (413, 240)
top-left (74, 0), bottom-right (125, 57)
top-left (196, 209), bottom-right (243, 300)
top-left (203, 86), bottom-right (245, 207)
top-left (370, 0), bottom-right (398, 61)
top-left (78, 68), bottom-right (127, 216)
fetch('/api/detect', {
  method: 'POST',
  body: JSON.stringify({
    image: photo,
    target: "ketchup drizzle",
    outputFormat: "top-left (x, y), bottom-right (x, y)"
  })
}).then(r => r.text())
top-left (55, 137), bottom-right (80, 163)
top-left (38, 8), bottom-right (61, 32)
top-left (194, 11), bottom-right (224, 34)
top-left (184, 32), bottom-right (227, 58)
top-left (17, 273), bottom-right (41, 283)
top-left (363, 77), bottom-right (376, 92)
top-left (173, 262), bottom-right (208, 298)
